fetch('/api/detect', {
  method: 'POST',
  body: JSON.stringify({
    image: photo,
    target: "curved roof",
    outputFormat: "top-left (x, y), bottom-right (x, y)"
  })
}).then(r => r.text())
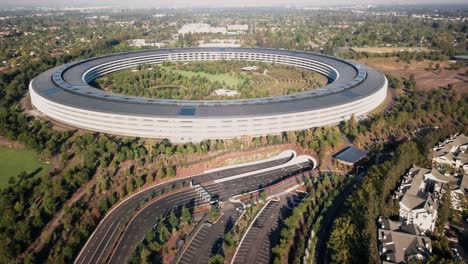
top-left (31, 47), bottom-right (387, 118)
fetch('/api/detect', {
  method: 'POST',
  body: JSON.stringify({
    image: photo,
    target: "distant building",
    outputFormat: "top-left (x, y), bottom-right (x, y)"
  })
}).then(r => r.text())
top-left (198, 39), bottom-right (241, 48)
top-left (378, 217), bottom-right (432, 264)
top-left (333, 146), bottom-right (368, 166)
top-left (128, 39), bottom-right (166, 48)
top-left (227, 24), bottom-right (249, 34)
top-left (178, 23), bottom-right (227, 35)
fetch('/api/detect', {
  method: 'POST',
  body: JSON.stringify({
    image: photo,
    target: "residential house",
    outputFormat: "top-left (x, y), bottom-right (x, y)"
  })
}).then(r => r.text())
top-left (378, 217), bottom-right (432, 264)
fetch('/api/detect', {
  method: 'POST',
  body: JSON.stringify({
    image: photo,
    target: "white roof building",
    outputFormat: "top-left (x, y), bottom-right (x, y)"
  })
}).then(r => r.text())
top-left (128, 39), bottom-right (166, 48)
top-left (227, 24), bottom-right (249, 32)
top-left (178, 23), bottom-right (227, 35)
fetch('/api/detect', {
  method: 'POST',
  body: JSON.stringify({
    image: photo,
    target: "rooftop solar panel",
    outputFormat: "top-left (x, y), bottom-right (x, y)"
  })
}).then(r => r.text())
top-left (179, 107), bottom-right (196, 116)
top-left (41, 88), bottom-right (61, 96)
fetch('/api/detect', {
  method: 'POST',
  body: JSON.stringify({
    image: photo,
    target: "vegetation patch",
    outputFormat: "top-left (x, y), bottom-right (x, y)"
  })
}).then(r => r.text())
top-left (0, 146), bottom-right (51, 188)
top-left (93, 61), bottom-right (328, 100)
top-left (216, 150), bottom-right (281, 168)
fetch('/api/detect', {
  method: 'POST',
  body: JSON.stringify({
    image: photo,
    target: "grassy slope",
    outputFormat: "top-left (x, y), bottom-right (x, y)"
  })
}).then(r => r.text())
top-left (0, 146), bottom-right (51, 187)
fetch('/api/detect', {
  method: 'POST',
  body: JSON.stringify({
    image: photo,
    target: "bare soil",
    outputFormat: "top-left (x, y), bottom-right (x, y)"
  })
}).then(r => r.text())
top-left (358, 57), bottom-right (468, 94)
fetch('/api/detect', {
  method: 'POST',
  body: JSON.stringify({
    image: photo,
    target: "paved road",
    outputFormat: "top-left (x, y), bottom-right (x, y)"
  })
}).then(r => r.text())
top-left (109, 162), bottom-right (310, 264)
top-left (109, 190), bottom-right (203, 264)
top-left (202, 163), bottom-right (311, 200)
top-left (315, 171), bottom-right (366, 264)
top-left (179, 203), bottom-right (240, 264)
top-left (75, 155), bottom-right (296, 264)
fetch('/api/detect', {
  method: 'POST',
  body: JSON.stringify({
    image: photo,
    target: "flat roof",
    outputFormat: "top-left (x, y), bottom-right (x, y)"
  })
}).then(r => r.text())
top-left (31, 48), bottom-right (387, 119)
top-left (333, 146), bottom-right (369, 164)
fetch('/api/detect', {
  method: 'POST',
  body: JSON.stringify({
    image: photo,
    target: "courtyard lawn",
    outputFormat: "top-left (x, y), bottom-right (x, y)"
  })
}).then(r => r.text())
top-left (0, 146), bottom-right (52, 188)
top-left (160, 66), bottom-right (244, 87)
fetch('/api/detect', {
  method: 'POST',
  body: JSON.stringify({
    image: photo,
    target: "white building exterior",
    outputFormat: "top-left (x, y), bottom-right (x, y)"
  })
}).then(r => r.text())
top-left (29, 48), bottom-right (388, 143)
top-left (227, 24), bottom-right (249, 32)
top-left (395, 166), bottom-right (441, 232)
top-left (432, 134), bottom-right (468, 174)
top-left (128, 39), bottom-right (166, 48)
top-left (432, 134), bottom-right (468, 211)
top-left (178, 23), bottom-right (227, 35)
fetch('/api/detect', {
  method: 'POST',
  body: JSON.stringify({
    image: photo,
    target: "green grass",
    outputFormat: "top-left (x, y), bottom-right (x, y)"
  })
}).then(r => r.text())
top-left (160, 66), bottom-right (244, 87)
top-left (0, 146), bottom-right (52, 188)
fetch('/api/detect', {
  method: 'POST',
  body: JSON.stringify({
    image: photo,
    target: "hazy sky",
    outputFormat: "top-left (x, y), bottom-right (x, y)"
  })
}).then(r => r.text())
top-left (3, 0), bottom-right (468, 8)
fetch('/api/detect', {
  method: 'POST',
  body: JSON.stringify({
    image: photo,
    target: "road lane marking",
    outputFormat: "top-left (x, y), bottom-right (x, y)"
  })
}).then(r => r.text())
top-left (94, 221), bottom-right (121, 264)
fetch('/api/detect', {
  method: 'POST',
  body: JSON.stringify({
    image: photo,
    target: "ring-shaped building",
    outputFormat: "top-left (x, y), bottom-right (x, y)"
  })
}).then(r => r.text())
top-left (29, 48), bottom-right (387, 143)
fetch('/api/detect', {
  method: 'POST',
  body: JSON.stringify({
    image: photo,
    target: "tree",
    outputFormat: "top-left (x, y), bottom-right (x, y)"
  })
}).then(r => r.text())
top-left (209, 255), bottom-right (224, 264)
top-left (224, 232), bottom-right (235, 248)
top-left (435, 185), bottom-right (451, 235)
top-left (167, 210), bottom-right (179, 232)
top-left (328, 216), bottom-right (356, 263)
top-left (157, 224), bottom-right (170, 243)
top-left (126, 180), bottom-right (135, 194)
top-left (180, 206), bottom-right (191, 224)
top-left (166, 166), bottom-right (176, 177)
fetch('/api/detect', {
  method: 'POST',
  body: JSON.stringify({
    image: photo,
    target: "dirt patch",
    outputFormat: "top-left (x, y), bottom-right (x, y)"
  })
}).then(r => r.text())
top-left (358, 57), bottom-right (467, 94)
top-left (352, 47), bottom-right (431, 54)
top-left (175, 143), bottom-right (317, 178)
top-left (0, 137), bottom-right (25, 148)
top-left (216, 150), bottom-right (281, 168)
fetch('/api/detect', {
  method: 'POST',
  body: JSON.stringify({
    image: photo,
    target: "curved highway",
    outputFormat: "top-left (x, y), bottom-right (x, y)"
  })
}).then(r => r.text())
top-left (75, 151), bottom-right (315, 264)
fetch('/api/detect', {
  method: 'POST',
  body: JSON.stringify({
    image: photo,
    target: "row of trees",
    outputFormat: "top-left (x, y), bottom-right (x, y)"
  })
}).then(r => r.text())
top-left (128, 206), bottom-right (192, 264)
top-left (272, 173), bottom-right (345, 263)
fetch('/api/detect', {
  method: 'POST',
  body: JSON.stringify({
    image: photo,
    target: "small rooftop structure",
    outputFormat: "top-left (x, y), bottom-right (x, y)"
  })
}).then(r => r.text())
top-left (333, 146), bottom-right (369, 166)
top-left (214, 88), bottom-right (239, 97)
top-left (178, 23), bottom-right (227, 35)
top-left (241, 66), bottom-right (259, 71)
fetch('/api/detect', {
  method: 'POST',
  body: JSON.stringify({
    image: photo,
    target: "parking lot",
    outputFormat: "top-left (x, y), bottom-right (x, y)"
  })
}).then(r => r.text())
top-left (179, 224), bottom-right (212, 264)
top-left (233, 192), bottom-right (306, 264)
top-left (233, 200), bottom-right (280, 264)
top-left (178, 203), bottom-right (239, 264)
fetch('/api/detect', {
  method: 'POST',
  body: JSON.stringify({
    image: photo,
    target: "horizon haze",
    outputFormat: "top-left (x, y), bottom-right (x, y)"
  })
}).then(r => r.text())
top-left (2, 0), bottom-right (468, 8)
